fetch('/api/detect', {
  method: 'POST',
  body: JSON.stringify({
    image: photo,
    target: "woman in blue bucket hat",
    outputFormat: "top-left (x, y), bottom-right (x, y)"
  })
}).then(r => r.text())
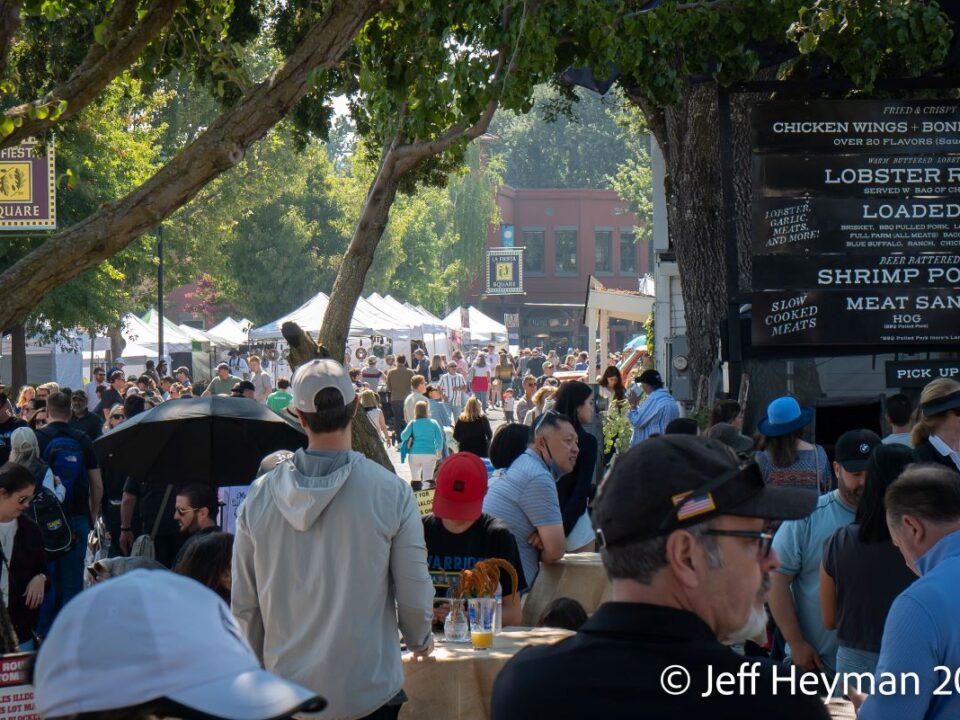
top-left (756, 396), bottom-right (832, 492)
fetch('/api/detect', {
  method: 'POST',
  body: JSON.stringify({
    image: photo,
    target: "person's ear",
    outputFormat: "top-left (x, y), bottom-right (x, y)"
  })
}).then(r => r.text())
top-left (902, 514), bottom-right (925, 544)
top-left (665, 530), bottom-right (700, 589)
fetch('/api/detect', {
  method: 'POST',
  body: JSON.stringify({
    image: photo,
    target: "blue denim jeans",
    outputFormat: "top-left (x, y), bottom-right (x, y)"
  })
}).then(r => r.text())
top-left (473, 390), bottom-right (487, 410)
top-left (37, 514), bottom-right (90, 637)
top-left (836, 645), bottom-right (880, 678)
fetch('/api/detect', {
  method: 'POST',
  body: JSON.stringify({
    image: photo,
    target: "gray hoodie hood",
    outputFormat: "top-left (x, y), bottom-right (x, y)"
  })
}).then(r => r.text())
top-left (268, 449), bottom-right (360, 531)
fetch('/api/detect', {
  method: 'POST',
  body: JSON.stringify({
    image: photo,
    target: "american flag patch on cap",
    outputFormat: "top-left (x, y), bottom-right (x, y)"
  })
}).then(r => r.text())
top-left (671, 490), bottom-right (717, 521)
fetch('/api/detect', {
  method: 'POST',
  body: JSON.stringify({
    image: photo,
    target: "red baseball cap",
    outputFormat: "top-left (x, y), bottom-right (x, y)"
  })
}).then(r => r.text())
top-left (432, 453), bottom-right (488, 521)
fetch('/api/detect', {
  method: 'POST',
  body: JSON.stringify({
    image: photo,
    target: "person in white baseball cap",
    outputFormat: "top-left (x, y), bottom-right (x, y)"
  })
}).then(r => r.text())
top-left (233, 358), bottom-right (434, 720)
top-left (32, 569), bottom-right (324, 720)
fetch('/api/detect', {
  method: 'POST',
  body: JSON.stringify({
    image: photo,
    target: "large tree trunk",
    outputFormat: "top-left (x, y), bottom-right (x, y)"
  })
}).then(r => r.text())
top-left (633, 76), bottom-right (822, 422)
top-left (635, 83), bottom-right (724, 387)
top-left (0, 0), bottom-right (379, 332)
top-left (319, 143), bottom-right (402, 354)
top-left (10, 323), bottom-right (26, 390)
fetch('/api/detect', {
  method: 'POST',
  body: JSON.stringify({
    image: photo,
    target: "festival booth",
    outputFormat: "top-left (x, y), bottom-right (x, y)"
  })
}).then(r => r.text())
top-left (249, 292), bottom-right (414, 376)
top-left (207, 316), bottom-right (252, 347)
top-left (443, 306), bottom-right (508, 347)
top-left (368, 293), bottom-right (450, 359)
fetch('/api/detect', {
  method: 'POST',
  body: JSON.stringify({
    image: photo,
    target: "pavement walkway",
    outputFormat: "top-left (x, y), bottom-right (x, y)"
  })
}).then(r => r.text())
top-left (384, 403), bottom-right (507, 484)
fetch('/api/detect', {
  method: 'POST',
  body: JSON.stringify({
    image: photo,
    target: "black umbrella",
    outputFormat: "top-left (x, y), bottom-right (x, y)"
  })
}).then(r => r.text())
top-left (94, 396), bottom-right (307, 486)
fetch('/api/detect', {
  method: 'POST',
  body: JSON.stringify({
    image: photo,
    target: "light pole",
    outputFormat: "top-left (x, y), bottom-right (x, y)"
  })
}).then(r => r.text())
top-left (157, 223), bottom-right (164, 364)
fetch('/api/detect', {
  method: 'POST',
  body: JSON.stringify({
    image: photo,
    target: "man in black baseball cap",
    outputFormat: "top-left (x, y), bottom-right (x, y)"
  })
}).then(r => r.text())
top-left (626, 368), bottom-right (680, 446)
top-left (492, 435), bottom-right (826, 720)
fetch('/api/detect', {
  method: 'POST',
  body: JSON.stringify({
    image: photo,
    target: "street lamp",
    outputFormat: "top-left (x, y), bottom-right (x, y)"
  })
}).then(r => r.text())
top-left (157, 222), bottom-right (164, 364)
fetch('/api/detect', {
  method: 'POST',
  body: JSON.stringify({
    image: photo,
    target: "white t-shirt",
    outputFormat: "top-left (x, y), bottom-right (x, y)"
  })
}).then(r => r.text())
top-left (0, 520), bottom-right (16, 606)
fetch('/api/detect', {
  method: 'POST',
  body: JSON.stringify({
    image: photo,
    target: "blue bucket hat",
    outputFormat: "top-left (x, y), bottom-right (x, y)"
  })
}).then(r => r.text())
top-left (757, 396), bottom-right (814, 437)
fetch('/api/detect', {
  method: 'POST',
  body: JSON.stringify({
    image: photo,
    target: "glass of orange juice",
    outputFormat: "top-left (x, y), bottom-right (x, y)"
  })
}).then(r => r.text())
top-left (467, 597), bottom-right (496, 651)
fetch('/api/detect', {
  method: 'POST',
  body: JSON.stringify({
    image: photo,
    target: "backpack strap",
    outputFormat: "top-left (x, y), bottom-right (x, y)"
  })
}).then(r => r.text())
top-left (151, 485), bottom-right (174, 541)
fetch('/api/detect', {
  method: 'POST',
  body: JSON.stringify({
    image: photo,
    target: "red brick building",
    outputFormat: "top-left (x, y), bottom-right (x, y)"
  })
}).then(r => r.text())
top-left (471, 185), bottom-right (650, 351)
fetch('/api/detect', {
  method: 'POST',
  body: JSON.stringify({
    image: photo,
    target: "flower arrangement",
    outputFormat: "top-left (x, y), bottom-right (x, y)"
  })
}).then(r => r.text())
top-left (603, 398), bottom-right (633, 457)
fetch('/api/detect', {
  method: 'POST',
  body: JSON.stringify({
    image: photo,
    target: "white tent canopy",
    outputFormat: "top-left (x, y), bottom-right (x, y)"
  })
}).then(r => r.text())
top-left (443, 306), bottom-right (507, 344)
top-left (121, 313), bottom-right (192, 354)
top-left (208, 317), bottom-right (252, 346)
top-left (249, 293), bottom-right (383, 342)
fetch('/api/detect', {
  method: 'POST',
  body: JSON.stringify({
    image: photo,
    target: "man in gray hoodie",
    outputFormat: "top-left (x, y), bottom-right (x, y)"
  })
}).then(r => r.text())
top-left (233, 359), bottom-right (435, 720)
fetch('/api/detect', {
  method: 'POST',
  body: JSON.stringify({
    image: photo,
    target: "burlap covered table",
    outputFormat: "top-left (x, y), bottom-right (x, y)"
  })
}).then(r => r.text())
top-left (400, 627), bottom-right (572, 720)
top-left (520, 552), bottom-right (612, 626)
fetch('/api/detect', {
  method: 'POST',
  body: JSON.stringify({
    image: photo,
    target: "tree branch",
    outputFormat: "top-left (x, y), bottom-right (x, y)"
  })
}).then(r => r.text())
top-left (0, 0), bottom-right (380, 332)
top-left (1, 0), bottom-right (182, 150)
top-left (0, 0), bottom-right (23, 79)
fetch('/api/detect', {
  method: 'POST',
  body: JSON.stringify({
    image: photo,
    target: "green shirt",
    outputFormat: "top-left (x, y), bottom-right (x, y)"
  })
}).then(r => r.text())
top-left (206, 374), bottom-right (242, 395)
top-left (267, 389), bottom-right (293, 413)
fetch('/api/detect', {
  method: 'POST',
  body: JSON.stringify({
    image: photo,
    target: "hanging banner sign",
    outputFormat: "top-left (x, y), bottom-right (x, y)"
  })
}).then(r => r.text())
top-left (752, 289), bottom-right (960, 346)
top-left (486, 247), bottom-right (524, 295)
top-left (753, 253), bottom-right (960, 290)
top-left (752, 153), bottom-right (960, 198)
top-left (0, 138), bottom-right (55, 231)
top-left (753, 100), bottom-right (960, 155)
top-left (751, 197), bottom-right (960, 254)
top-left (886, 359), bottom-right (960, 388)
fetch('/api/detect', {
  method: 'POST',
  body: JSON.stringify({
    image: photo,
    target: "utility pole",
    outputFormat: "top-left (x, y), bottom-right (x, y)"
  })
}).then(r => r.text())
top-left (157, 223), bottom-right (164, 363)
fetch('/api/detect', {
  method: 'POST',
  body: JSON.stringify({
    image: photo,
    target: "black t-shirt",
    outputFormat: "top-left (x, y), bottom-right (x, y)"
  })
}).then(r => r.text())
top-left (492, 603), bottom-right (831, 720)
top-left (0, 417), bottom-right (27, 465)
top-left (123, 477), bottom-right (180, 536)
top-left (525, 356), bottom-right (545, 378)
top-left (69, 412), bottom-right (103, 442)
top-left (822, 523), bottom-right (916, 652)
top-left (422, 513), bottom-right (527, 598)
top-left (96, 387), bottom-right (124, 417)
top-left (452, 417), bottom-right (492, 457)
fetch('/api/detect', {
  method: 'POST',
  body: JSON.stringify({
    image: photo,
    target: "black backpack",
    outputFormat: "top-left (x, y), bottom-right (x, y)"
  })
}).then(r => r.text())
top-left (28, 486), bottom-right (75, 559)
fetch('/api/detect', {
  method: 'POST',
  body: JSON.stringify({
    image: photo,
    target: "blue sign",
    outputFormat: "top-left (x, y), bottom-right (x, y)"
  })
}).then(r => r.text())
top-left (501, 224), bottom-right (515, 247)
top-left (486, 247), bottom-right (524, 295)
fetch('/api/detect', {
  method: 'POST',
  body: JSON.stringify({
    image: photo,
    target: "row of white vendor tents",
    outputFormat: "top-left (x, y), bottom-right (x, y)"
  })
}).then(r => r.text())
top-left (1, 292), bottom-right (507, 388)
top-left (0, 314), bottom-right (253, 389)
top-left (248, 292), bottom-right (507, 365)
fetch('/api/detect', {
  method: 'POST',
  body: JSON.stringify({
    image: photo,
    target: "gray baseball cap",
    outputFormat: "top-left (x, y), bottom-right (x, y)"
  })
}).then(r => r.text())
top-left (291, 359), bottom-right (356, 411)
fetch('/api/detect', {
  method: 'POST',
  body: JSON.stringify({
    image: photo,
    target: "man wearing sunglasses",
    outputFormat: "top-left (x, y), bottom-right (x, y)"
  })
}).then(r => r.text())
top-left (482, 410), bottom-right (579, 587)
top-left (492, 435), bottom-right (827, 719)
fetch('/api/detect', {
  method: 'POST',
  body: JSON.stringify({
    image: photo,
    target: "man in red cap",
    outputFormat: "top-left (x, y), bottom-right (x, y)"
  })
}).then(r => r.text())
top-left (423, 453), bottom-right (527, 627)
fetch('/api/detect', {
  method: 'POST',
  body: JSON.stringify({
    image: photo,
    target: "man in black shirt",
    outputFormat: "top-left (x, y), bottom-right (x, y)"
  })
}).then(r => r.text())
top-left (95, 370), bottom-right (126, 420)
top-left (423, 452), bottom-right (526, 626)
top-left (0, 393), bottom-right (27, 464)
top-left (36, 392), bottom-right (104, 632)
top-left (492, 435), bottom-right (830, 720)
top-left (69, 390), bottom-right (102, 441)
top-left (172, 484), bottom-right (221, 570)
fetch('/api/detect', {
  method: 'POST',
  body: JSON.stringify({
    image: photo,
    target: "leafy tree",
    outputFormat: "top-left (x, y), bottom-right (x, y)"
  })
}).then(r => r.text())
top-left (488, 83), bottom-right (632, 189)
top-left (0, 0), bottom-right (381, 332)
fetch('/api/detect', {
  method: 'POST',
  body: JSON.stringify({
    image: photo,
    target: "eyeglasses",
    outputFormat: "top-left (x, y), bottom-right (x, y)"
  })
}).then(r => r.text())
top-left (702, 529), bottom-right (774, 558)
top-left (174, 506), bottom-right (196, 516)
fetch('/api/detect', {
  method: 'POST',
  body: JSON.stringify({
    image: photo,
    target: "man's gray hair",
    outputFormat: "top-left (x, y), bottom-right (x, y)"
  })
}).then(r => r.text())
top-left (601, 523), bottom-right (722, 584)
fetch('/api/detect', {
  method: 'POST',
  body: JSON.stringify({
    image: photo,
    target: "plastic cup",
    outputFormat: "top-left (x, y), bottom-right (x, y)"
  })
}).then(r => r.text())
top-left (467, 597), bottom-right (496, 651)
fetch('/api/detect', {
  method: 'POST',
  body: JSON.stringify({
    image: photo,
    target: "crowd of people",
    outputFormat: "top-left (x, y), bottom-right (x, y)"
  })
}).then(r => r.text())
top-left (0, 345), bottom-right (958, 719)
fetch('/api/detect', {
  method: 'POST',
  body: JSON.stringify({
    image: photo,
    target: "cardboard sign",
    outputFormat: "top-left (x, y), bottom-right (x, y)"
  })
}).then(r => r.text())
top-left (414, 488), bottom-right (435, 517)
top-left (0, 653), bottom-right (39, 720)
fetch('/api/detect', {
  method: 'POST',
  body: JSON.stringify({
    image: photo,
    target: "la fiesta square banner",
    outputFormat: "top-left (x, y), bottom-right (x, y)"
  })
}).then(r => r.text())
top-left (486, 247), bottom-right (524, 295)
top-left (0, 138), bottom-right (55, 231)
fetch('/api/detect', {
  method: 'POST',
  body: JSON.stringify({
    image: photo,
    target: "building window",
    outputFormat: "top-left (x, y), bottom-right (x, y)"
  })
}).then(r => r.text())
top-left (620, 229), bottom-right (637, 273)
top-left (555, 228), bottom-right (578, 275)
top-left (595, 229), bottom-right (613, 273)
top-left (522, 229), bottom-right (545, 274)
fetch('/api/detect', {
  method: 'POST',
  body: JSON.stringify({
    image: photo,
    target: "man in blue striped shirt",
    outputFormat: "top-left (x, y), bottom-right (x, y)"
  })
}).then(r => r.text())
top-left (855, 464), bottom-right (960, 719)
top-left (627, 369), bottom-right (680, 446)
